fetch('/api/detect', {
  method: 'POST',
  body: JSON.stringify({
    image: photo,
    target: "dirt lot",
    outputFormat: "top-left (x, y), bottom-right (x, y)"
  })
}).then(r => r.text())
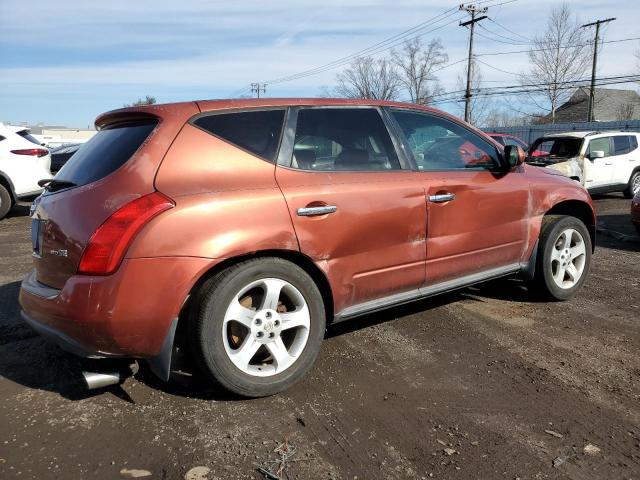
top-left (0, 195), bottom-right (639, 480)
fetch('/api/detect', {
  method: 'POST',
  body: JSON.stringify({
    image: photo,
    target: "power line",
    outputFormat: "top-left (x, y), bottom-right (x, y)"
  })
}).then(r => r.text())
top-left (487, 17), bottom-right (533, 42)
top-left (428, 74), bottom-right (640, 104)
top-left (262, 12), bottom-right (464, 87)
top-left (231, 0), bottom-right (523, 96)
top-left (474, 58), bottom-right (520, 76)
top-left (475, 35), bottom-right (639, 57)
top-left (229, 5), bottom-right (463, 96)
top-left (476, 23), bottom-right (531, 45)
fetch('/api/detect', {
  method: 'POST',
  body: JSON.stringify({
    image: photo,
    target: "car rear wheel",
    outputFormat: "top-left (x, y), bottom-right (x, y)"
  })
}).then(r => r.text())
top-left (623, 170), bottom-right (640, 199)
top-left (531, 215), bottom-right (592, 301)
top-left (189, 257), bottom-right (325, 397)
top-left (0, 184), bottom-right (12, 220)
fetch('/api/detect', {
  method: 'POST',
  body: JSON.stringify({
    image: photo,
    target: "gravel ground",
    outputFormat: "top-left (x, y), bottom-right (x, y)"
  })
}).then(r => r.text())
top-left (0, 195), bottom-right (638, 480)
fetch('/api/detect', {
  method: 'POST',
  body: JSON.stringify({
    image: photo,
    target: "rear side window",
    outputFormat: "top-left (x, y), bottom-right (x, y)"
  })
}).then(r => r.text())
top-left (612, 136), bottom-right (633, 156)
top-left (193, 110), bottom-right (285, 162)
top-left (54, 120), bottom-right (157, 187)
top-left (290, 108), bottom-right (401, 171)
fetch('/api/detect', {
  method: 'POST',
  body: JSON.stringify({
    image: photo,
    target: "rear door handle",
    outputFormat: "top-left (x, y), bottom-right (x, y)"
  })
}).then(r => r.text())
top-left (297, 205), bottom-right (337, 216)
top-left (428, 193), bottom-right (456, 203)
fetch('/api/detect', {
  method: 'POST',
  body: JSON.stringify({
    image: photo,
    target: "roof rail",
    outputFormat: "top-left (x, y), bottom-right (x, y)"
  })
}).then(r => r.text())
top-left (584, 131), bottom-right (602, 137)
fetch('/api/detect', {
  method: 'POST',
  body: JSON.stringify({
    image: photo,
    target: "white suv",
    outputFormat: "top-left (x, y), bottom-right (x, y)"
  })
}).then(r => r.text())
top-left (527, 131), bottom-right (640, 198)
top-left (0, 123), bottom-right (52, 219)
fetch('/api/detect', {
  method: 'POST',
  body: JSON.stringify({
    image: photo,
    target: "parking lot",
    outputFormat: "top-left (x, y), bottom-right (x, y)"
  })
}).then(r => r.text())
top-left (0, 195), bottom-right (638, 480)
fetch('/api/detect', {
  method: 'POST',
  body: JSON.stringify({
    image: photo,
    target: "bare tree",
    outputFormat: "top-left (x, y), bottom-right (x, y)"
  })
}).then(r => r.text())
top-left (391, 38), bottom-right (448, 104)
top-left (456, 59), bottom-right (490, 126)
top-left (616, 102), bottom-right (636, 121)
top-left (520, 4), bottom-right (589, 123)
top-left (334, 57), bottom-right (400, 100)
top-left (484, 108), bottom-right (529, 128)
top-left (124, 95), bottom-right (157, 107)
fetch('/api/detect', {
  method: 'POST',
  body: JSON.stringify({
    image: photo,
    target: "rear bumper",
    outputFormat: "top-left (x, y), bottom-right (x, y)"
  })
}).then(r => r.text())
top-left (19, 256), bottom-right (215, 377)
top-left (21, 309), bottom-right (121, 359)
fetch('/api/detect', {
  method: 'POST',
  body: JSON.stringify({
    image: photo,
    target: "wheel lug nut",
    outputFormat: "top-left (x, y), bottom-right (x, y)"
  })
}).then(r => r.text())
top-left (268, 332), bottom-right (275, 338)
top-left (265, 311), bottom-right (272, 319)
top-left (257, 332), bottom-right (263, 338)
top-left (274, 320), bottom-right (280, 326)
top-left (255, 319), bottom-right (262, 326)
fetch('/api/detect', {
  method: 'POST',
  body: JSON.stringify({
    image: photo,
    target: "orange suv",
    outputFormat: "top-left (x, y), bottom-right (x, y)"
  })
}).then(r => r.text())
top-left (20, 99), bottom-right (595, 397)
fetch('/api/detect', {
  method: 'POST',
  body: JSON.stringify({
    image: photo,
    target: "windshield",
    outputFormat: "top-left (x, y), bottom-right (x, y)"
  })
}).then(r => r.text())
top-left (529, 137), bottom-right (583, 158)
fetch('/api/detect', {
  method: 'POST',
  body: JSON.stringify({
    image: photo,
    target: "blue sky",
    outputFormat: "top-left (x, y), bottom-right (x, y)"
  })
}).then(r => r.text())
top-left (1, 0), bottom-right (638, 127)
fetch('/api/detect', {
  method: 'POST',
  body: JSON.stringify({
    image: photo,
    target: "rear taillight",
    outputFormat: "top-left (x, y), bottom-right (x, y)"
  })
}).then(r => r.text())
top-left (11, 148), bottom-right (49, 157)
top-left (78, 192), bottom-right (174, 275)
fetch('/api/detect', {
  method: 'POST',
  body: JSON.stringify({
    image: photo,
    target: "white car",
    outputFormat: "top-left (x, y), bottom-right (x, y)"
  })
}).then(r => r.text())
top-left (527, 131), bottom-right (640, 198)
top-left (0, 123), bottom-right (52, 219)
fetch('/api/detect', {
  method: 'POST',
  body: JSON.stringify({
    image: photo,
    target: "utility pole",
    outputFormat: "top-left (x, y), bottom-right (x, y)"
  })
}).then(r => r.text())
top-left (251, 82), bottom-right (267, 99)
top-left (581, 17), bottom-right (615, 122)
top-left (459, 3), bottom-right (488, 123)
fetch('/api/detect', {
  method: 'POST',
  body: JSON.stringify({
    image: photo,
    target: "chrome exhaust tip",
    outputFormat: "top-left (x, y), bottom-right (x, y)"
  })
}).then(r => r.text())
top-left (82, 362), bottom-right (139, 390)
top-left (82, 371), bottom-right (121, 390)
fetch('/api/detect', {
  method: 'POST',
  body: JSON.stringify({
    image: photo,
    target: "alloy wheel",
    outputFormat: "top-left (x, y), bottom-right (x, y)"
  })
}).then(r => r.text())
top-left (550, 228), bottom-right (586, 289)
top-left (222, 278), bottom-right (310, 377)
top-left (632, 174), bottom-right (640, 196)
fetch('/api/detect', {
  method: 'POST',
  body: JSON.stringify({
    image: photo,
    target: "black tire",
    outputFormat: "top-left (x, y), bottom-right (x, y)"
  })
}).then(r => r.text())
top-left (0, 184), bottom-right (12, 220)
top-left (530, 215), bottom-right (592, 301)
top-left (189, 257), bottom-right (326, 397)
top-left (623, 170), bottom-right (640, 199)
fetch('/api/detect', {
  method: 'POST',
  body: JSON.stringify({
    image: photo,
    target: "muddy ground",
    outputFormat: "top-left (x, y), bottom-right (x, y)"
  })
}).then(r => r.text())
top-left (0, 195), bottom-right (638, 480)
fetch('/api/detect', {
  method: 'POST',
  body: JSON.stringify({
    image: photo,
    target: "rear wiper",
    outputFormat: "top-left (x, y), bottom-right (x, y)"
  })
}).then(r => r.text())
top-left (38, 179), bottom-right (77, 190)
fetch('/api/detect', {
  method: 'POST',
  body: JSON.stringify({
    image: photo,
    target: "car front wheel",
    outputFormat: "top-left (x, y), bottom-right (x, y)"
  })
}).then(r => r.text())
top-left (531, 215), bottom-right (592, 301)
top-left (189, 257), bottom-right (326, 397)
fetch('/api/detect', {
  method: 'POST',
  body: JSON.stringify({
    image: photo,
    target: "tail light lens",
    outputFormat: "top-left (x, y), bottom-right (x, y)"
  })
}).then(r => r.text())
top-left (11, 148), bottom-right (49, 157)
top-left (78, 192), bottom-right (174, 275)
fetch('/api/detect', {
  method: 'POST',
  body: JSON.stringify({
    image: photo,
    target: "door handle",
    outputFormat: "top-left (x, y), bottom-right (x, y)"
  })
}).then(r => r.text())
top-left (428, 193), bottom-right (456, 203)
top-left (297, 205), bottom-right (337, 216)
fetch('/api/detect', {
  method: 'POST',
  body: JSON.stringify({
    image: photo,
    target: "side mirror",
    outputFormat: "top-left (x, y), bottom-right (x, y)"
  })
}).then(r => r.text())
top-left (504, 145), bottom-right (526, 170)
top-left (589, 150), bottom-right (605, 160)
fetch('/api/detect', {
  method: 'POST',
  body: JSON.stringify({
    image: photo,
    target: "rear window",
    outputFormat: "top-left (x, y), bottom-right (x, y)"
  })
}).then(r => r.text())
top-left (54, 120), bottom-right (157, 187)
top-left (193, 109), bottom-right (285, 162)
top-left (17, 130), bottom-right (42, 145)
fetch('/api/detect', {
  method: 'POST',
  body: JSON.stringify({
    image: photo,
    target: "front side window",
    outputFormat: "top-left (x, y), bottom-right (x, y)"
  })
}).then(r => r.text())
top-left (194, 109), bottom-right (285, 162)
top-left (392, 110), bottom-right (500, 171)
top-left (587, 137), bottom-right (611, 157)
top-left (290, 108), bottom-right (401, 171)
top-left (612, 136), bottom-right (632, 156)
